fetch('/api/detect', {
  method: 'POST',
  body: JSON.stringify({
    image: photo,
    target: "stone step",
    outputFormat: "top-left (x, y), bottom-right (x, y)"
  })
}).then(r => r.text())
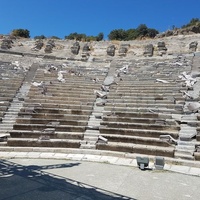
top-left (7, 138), bottom-right (81, 148)
top-left (84, 132), bottom-right (99, 137)
top-left (10, 130), bottom-right (84, 140)
top-left (174, 152), bottom-right (194, 160)
top-left (0, 142), bottom-right (7, 146)
top-left (80, 144), bottom-right (96, 149)
top-left (99, 127), bottom-right (179, 139)
top-left (177, 140), bottom-right (196, 146)
top-left (176, 145), bottom-right (195, 152)
top-left (96, 142), bottom-right (175, 157)
top-left (84, 136), bottom-right (98, 142)
top-left (1, 120), bottom-right (16, 123)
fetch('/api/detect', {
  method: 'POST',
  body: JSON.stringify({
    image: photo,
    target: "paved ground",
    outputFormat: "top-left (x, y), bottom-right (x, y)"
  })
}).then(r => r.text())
top-left (0, 156), bottom-right (200, 200)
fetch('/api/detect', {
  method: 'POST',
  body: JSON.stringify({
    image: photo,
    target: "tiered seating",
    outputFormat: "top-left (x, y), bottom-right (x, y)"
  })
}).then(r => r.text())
top-left (97, 59), bottom-right (184, 157)
top-left (8, 65), bottom-right (106, 148)
top-left (0, 61), bottom-right (25, 125)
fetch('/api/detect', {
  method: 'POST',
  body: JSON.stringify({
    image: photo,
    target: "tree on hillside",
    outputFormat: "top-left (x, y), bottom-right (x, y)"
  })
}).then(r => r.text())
top-left (108, 29), bottom-right (127, 40)
top-left (108, 24), bottom-right (159, 41)
top-left (11, 29), bottom-right (30, 38)
top-left (125, 29), bottom-right (137, 40)
top-left (182, 18), bottom-right (200, 28)
top-left (65, 32), bottom-right (104, 41)
top-left (96, 32), bottom-right (104, 41)
top-left (135, 24), bottom-right (148, 37)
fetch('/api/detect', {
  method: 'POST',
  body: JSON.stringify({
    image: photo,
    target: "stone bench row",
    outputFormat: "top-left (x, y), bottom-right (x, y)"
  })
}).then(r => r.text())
top-left (103, 106), bottom-right (183, 114)
top-left (99, 134), bottom-right (172, 147)
top-left (104, 102), bottom-right (183, 109)
top-left (23, 102), bottom-right (94, 110)
top-left (24, 98), bottom-right (94, 105)
top-left (13, 124), bottom-right (86, 132)
top-left (28, 89), bottom-right (98, 96)
top-left (96, 142), bottom-right (175, 157)
top-left (106, 99), bottom-right (184, 104)
top-left (10, 130), bottom-right (84, 140)
top-left (103, 111), bottom-right (173, 119)
top-left (100, 121), bottom-right (180, 131)
top-left (15, 118), bottom-right (88, 126)
top-left (7, 138), bottom-right (81, 148)
top-left (20, 107), bottom-right (92, 115)
top-left (102, 116), bottom-right (177, 126)
top-left (18, 112), bottom-right (90, 121)
top-left (100, 127), bottom-right (179, 139)
top-left (30, 84), bottom-right (101, 90)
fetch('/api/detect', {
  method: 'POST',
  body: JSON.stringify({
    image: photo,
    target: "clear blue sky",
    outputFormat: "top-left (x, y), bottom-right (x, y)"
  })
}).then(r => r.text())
top-left (0, 0), bottom-right (200, 39)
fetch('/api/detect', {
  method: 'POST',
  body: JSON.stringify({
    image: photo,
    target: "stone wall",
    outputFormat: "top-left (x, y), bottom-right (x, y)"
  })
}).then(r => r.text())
top-left (0, 34), bottom-right (200, 60)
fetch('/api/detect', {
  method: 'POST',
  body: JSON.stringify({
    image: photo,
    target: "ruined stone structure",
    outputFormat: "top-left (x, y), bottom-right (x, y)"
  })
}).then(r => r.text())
top-left (0, 34), bottom-right (200, 165)
top-left (82, 44), bottom-right (90, 59)
top-left (143, 44), bottom-right (154, 57)
top-left (107, 45), bottom-right (115, 56)
top-left (1, 38), bottom-right (13, 50)
top-left (71, 42), bottom-right (80, 55)
top-left (157, 41), bottom-right (167, 56)
top-left (118, 44), bottom-right (130, 56)
top-left (189, 41), bottom-right (198, 52)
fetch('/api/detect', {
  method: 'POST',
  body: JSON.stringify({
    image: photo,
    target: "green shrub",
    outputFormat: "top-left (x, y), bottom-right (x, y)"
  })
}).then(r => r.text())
top-left (11, 29), bottom-right (30, 38)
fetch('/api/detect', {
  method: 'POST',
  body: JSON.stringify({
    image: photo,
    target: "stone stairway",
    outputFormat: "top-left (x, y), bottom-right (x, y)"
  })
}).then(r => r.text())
top-left (80, 61), bottom-right (113, 149)
top-left (0, 84), bottom-right (31, 145)
top-left (174, 53), bottom-right (200, 160)
top-left (0, 64), bottom-right (38, 146)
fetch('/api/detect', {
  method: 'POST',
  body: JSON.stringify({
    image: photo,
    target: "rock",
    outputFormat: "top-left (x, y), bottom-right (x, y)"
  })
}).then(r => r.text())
top-left (1, 39), bottom-right (13, 49)
top-left (44, 44), bottom-right (53, 53)
top-left (107, 45), bottom-right (115, 56)
top-left (187, 102), bottom-right (200, 113)
top-left (118, 44), bottom-right (130, 56)
top-left (82, 44), bottom-right (90, 58)
top-left (143, 44), bottom-right (154, 57)
top-left (44, 40), bottom-right (55, 53)
top-left (189, 41), bottom-right (198, 52)
top-left (157, 41), bottom-right (167, 56)
top-left (71, 42), bottom-right (80, 55)
top-left (32, 40), bottom-right (44, 51)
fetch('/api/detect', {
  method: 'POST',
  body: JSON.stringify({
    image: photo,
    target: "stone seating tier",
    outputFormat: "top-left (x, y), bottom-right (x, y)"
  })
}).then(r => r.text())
top-left (99, 134), bottom-right (171, 147)
top-left (18, 112), bottom-right (90, 120)
top-left (7, 138), bottom-right (81, 148)
top-left (100, 121), bottom-right (180, 131)
top-left (15, 118), bottom-right (88, 126)
top-left (13, 124), bottom-right (86, 132)
top-left (10, 130), bottom-right (84, 140)
top-left (20, 107), bottom-right (92, 115)
top-left (22, 103), bottom-right (94, 110)
top-left (103, 106), bottom-right (183, 114)
top-left (96, 142), bottom-right (175, 157)
top-left (24, 97), bottom-right (96, 104)
top-left (103, 111), bottom-right (173, 119)
top-left (27, 93), bottom-right (96, 99)
top-left (105, 102), bottom-right (183, 110)
top-left (99, 127), bottom-right (179, 139)
top-left (102, 116), bottom-right (178, 126)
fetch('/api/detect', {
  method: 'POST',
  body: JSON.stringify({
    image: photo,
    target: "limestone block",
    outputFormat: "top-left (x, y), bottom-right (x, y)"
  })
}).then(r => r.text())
top-left (189, 41), bottom-right (198, 52)
top-left (143, 44), bottom-right (154, 57)
top-left (107, 45), bottom-right (115, 56)
top-left (71, 42), bottom-right (80, 55)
